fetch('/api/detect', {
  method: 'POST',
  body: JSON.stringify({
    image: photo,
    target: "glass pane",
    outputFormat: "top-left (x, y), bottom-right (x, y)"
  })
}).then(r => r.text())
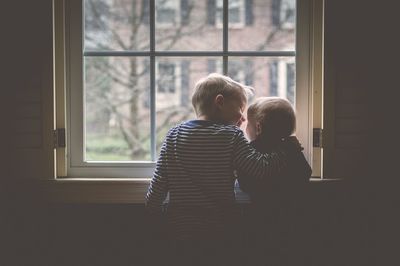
top-left (228, 0), bottom-right (295, 51)
top-left (84, 57), bottom-right (151, 161)
top-left (228, 57), bottom-right (296, 104)
top-left (216, 0), bottom-right (223, 24)
top-left (155, 0), bottom-right (222, 51)
top-left (229, 8), bottom-right (241, 24)
top-left (155, 57), bottom-right (223, 155)
top-left (84, 0), bottom-right (150, 51)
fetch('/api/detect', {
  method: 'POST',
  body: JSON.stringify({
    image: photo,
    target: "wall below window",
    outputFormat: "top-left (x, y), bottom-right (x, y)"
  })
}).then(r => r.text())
top-left (1, 181), bottom-right (374, 266)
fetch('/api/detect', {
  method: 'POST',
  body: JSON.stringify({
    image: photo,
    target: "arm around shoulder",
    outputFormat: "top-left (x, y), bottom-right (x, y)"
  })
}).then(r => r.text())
top-left (232, 130), bottom-right (288, 182)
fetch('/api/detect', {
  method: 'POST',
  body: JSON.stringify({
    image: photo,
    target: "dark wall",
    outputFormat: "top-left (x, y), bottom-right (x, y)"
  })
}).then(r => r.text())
top-left (1, 181), bottom-right (372, 266)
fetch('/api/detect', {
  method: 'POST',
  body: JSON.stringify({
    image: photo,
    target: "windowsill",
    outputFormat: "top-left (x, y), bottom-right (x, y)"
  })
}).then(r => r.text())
top-left (39, 178), bottom-right (151, 204)
top-left (310, 177), bottom-right (342, 182)
top-left (36, 177), bottom-right (343, 204)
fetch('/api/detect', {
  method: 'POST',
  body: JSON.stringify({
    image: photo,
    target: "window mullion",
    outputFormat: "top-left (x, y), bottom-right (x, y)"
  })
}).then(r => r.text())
top-left (150, 0), bottom-right (156, 161)
top-left (223, 0), bottom-right (228, 74)
top-left (84, 51), bottom-right (296, 57)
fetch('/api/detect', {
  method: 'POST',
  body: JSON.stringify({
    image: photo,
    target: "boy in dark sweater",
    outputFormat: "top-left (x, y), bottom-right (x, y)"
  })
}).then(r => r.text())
top-left (238, 97), bottom-right (312, 266)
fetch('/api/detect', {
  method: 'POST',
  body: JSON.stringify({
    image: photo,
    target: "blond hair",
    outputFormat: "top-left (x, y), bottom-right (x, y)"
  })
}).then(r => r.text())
top-left (247, 97), bottom-right (296, 139)
top-left (191, 73), bottom-right (254, 116)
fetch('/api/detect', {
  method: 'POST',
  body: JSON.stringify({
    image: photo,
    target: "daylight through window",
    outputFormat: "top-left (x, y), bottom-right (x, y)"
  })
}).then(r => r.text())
top-left (82, 0), bottom-right (296, 163)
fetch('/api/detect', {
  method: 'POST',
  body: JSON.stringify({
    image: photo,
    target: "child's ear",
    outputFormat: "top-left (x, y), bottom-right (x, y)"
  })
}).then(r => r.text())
top-left (256, 122), bottom-right (262, 136)
top-left (215, 94), bottom-right (224, 108)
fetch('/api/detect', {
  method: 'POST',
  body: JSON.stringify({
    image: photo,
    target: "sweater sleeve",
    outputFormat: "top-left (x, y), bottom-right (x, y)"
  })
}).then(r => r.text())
top-left (237, 135), bottom-right (309, 193)
top-left (145, 138), bottom-right (169, 214)
top-left (232, 130), bottom-right (286, 184)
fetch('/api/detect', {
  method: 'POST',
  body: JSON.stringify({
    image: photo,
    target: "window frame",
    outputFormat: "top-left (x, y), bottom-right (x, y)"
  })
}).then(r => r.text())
top-left (59, 0), bottom-right (320, 179)
top-left (216, 0), bottom-right (246, 28)
top-left (214, 60), bottom-right (247, 86)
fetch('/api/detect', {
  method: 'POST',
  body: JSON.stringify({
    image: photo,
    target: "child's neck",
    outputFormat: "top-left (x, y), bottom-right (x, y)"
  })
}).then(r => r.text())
top-left (197, 115), bottom-right (209, 121)
top-left (197, 115), bottom-right (225, 124)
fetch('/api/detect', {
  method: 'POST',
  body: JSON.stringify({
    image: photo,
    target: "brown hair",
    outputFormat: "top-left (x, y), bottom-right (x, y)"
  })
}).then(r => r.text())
top-left (191, 73), bottom-right (253, 116)
top-left (247, 97), bottom-right (296, 139)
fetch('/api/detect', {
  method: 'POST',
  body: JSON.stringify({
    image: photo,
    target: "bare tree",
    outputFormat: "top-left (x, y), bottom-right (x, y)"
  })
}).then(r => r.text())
top-left (85, 0), bottom-right (200, 159)
top-left (85, 0), bottom-right (294, 160)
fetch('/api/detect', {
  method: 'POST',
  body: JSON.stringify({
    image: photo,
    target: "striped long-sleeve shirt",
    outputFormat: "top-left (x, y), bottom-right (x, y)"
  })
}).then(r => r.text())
top-left (145, 120), bottom-right (288, 240)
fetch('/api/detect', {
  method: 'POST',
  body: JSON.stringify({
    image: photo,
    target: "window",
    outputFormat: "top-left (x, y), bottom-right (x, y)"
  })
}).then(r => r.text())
top-left (64, 0), bottom-right (316, 178)
top-left (272, 0), bottom-right (295, 29)
top-left (216, 0), bottom-right (246, 28)
top-left (157, 63), bottom-right (176, 93)
top-left (156, 61), bottom-right (182, 109)
top-left (280, 0), bottom-right (295, 29)
top-left (286, 62), bottom-right (295, 103)
top-left (268, 59), bottom-right (296, 103)
top-left (156, 0), bottom-right (180, 26)
top-left (213, 60), bottom-right (253, 96)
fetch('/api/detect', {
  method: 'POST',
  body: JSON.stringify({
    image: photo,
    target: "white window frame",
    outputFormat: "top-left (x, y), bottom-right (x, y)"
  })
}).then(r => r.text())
top-left (216, 0), bottom-right (246, 28)
top-left (57, 0), bottom-right (322, 180)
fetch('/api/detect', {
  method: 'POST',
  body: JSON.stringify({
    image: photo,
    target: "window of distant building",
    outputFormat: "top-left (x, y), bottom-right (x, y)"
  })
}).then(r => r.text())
top-left (215, 0), bottom-right (246, 28)
top-left (269, 59), bottom-right (296, 103)
top-left (156, 61), bottom-right (184, 109)
top-left (156, 0), bottom-right (181, 26)
top-left (272, 0), bottom-right (295, 29)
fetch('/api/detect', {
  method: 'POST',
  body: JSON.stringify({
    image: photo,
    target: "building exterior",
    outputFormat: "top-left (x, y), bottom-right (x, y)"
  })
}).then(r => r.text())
top-left (84, 0), bottom-right (296, 160)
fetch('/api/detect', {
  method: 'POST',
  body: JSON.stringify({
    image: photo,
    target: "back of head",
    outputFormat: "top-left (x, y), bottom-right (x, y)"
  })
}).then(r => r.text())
top-left (191, 73), bottom-right (253, 117)
top-left (247, 97), bottom-right (296, 140)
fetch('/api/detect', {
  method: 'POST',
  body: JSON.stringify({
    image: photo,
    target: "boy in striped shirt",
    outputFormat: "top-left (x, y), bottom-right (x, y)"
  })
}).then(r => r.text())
top-left (145, 73), bottom-right (301, 265)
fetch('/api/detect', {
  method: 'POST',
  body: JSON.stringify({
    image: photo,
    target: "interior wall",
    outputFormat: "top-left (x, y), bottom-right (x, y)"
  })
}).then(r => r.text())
top-left (1, 0), bottom-right (54, 182)
top-left (323, 0), bottom-right (374, 180)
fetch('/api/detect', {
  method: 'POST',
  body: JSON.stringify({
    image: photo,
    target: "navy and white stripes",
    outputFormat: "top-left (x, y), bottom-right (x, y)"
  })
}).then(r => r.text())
top-left (145, 120), bottom-right (287, 239)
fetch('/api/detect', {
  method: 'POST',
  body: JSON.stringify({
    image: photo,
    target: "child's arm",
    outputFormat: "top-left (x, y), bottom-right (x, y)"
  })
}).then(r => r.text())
top-left (232, 130), bottom-right (290, 183)
top-left (145, 140), bottom-right (169, 215)
top-left (236, 135), bottom-right (305, 193)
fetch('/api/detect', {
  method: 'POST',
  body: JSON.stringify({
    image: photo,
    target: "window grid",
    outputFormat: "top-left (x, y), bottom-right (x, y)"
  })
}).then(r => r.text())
top-left (82, 0), bottom-right (296, 162)
top-left (150, 0), bottom-right (156, 160)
